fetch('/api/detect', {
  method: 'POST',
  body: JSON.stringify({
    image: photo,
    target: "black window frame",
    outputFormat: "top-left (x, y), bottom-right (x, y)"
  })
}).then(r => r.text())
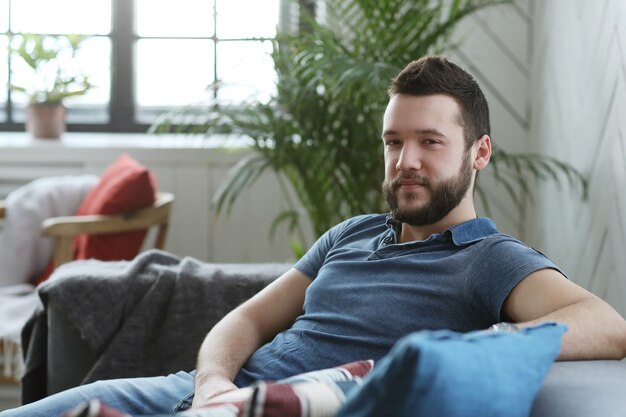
top-left (0, 0), bottom-right (288, 133)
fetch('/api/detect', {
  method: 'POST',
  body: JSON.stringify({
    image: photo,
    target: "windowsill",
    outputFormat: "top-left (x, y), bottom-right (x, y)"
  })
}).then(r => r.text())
top-left (0, 131), bottom-right (253, 150)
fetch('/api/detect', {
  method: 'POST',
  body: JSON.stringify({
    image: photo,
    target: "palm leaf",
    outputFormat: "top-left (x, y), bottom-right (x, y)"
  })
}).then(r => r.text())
top-left (212, 154), bottom-right (272, 216)
top-left (487, 149), bottom-right (588, 214)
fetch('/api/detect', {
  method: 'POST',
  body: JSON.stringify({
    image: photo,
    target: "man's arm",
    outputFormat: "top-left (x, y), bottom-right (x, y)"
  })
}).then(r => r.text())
top-left (502, 268), bottom-right (626, 361)
top-left (192, 267), bottom-right (311, 408)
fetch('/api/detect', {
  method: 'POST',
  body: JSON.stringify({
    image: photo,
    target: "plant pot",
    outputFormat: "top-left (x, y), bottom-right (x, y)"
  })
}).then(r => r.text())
top-left (26, 103), bottom-right (66, 139)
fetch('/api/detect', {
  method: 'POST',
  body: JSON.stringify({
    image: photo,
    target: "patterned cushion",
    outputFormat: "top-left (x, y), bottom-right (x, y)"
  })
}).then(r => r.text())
top-left (178, 360), bottom-right (374, 417)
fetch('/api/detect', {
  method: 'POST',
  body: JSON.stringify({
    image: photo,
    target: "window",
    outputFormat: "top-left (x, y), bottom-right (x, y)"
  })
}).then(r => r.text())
top-left (0, 0), bottom-right (282, 132)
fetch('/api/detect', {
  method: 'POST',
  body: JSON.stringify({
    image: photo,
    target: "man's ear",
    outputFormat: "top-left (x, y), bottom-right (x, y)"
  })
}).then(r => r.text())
top-left (472, 135), bottom-right (491, 171)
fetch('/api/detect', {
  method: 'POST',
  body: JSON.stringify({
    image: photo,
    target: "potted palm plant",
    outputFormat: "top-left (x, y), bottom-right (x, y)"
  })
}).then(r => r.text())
top-left (153, 0), bottom-right (586, 255)
top-left (9, 33), bottom-right (93, 139)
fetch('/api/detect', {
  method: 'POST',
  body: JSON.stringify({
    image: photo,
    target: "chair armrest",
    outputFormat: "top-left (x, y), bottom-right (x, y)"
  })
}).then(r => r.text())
top-left (41, 192), bottom-right (173, 236)
top-left (41, 192), bottom-right (173, 268)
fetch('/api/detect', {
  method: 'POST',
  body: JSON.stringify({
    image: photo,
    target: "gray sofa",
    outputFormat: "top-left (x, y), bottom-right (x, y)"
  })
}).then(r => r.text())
top-left (20, 251), bottom-right (626, 416)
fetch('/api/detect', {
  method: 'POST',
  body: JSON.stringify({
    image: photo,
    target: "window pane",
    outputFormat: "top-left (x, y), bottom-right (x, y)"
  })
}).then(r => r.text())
top-left (66, 37), bottom-right (111, 106)
top-left (11, 0), bottom-right (111, 35)
top-left (65, 37), bottom-right (111, 123)
top-left (0, 0), bottom-right (8, 32)
top-left (136, 0), bottom-right (214, 37)
top-left (136, 39), bottom-right (215, 108)
top-left (216, 40), bottom-right (275, 104)
top-left (216, 0), bottom-right (279, 39)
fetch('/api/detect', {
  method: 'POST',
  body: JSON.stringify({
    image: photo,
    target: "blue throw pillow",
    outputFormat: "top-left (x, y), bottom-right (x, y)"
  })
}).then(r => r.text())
top-left (338, 322), bottom-right (566, 417)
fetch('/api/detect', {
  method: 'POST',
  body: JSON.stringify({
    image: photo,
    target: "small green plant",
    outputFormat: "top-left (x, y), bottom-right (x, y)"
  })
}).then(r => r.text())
top-left (9, 33), bottom-right (93, 104)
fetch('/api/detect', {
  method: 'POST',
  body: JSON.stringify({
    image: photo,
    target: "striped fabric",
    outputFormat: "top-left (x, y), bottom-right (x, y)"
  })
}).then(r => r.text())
top-left (182, 360), bottom-right (374, 417)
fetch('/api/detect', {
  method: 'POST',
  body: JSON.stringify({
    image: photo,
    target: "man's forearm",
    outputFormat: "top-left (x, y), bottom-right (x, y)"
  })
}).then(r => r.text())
top-left (191, 268), bottom-right (311, 408)
top-left (194, 310), bottom-right (264, 400)
top-left (521, 296), bottom-right (626, 361)
top-left (504, 268), bottom-right (626, 361)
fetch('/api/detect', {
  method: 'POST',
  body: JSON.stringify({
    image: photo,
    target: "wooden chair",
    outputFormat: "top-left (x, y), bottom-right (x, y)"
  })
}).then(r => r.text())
top-left (0, 192), bottom-right (173, 387)
top-left (0, 191), bottom-right (174, 269)
top-left (40, 191), bottom-right (174, 269)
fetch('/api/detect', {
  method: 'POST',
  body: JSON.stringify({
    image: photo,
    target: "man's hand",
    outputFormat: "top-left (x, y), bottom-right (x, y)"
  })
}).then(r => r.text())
top-left (191, 268), bottom-right (311, 409)
top-left (191, 375), bottom-right (238, 409)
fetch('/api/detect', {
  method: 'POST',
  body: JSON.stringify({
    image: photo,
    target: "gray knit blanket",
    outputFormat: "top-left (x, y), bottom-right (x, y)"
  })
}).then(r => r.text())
top-left (21, 250), bottom-right (290, 401)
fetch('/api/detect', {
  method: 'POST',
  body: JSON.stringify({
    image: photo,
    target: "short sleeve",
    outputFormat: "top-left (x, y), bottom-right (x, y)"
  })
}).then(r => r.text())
top-left (294, 230), bottom-right (333, 280)
top-left (465, 236), bottom-right (565, 322)
top-left (294, 215), bottom-right (374, 280)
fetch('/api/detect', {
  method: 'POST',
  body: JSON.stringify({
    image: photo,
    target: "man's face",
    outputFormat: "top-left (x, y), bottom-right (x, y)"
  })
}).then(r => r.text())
top-left (381, 94), bottom-right (474, 226)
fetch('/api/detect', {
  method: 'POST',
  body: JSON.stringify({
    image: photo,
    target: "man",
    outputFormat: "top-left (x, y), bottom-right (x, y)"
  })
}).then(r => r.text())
top-left (2, 56), bottom-right (625, 417)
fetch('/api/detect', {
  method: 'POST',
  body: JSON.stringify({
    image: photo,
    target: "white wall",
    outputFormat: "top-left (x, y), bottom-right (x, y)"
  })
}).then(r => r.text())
top-left (527, 0), bottom-right (626, 315)
top-left (451, 0), bottom-right (534, 239)
top-left (450, 0), bottom-right (626, 316)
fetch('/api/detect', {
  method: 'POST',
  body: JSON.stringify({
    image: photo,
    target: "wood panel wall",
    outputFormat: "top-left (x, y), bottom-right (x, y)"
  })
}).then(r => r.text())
top-left (527, 0), bottom-right (626, 315)
top-left (451, 0), bottom-right (534, 239)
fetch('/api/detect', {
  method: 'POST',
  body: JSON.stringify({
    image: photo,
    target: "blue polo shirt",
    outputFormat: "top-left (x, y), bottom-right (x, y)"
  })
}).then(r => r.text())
top-left (235, 215), bottom-right (561, 385)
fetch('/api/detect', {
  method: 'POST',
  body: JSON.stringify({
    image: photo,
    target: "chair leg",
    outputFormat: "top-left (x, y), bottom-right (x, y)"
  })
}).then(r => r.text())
top-left (52, 236), bottom-right (74, 269)
top-left (154, 224), bottom-right (169, 250)
top-left (0, 338), bottom-right (23, 385)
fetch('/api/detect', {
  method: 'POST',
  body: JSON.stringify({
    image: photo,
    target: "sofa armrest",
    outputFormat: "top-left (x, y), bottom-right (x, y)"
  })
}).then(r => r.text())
top-left (531, 360), bottom-right (626, 417)
top-left (47, 302), bottom-right (95, 395)
top-left (40, 259), bottom-right (291, 397)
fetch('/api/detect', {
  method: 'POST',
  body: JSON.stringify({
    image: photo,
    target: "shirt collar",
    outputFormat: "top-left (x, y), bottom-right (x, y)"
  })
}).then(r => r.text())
top-left (384, 215), bottom-right (498, 246)
top-left (443, 217), bottom-right (499, 245)
top-left (384, 215), bottom-right (402, 235)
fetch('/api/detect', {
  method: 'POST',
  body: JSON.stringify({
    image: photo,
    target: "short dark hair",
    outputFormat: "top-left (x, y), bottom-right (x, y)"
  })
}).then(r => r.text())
top-left (388, 56), bottom-right (490, 150)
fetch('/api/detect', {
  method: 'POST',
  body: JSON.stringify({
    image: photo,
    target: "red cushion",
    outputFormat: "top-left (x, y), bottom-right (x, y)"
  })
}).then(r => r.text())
top-left (73, 153), bottom-right (157, 261)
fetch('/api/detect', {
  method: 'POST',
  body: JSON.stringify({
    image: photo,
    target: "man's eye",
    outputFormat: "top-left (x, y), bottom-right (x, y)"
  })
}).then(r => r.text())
top-left (385, 140), bottom-right (400, 146)
top-left (424, 139), bottom-right (440, 145)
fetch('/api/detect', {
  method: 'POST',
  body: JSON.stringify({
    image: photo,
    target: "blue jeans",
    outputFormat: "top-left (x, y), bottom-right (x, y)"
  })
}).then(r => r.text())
top-left (0, 371), bottom-right (195, 417)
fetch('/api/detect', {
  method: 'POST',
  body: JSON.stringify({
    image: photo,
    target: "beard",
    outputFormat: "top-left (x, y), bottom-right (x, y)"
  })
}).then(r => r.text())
top-left (382, 153), bottom-right (473, 226)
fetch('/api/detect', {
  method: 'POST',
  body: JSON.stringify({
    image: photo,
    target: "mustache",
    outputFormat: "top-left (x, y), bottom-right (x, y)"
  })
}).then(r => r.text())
top-left (389, 174), bottom-right (431, 189)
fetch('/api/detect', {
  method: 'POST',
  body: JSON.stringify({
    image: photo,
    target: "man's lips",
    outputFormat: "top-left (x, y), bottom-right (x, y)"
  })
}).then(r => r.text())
top-left (398, 180), bottom-right (424, 186)
top-left (395, 178), bottom-right (429, 189)
top-left (397, 183), bottom-right (426, 194)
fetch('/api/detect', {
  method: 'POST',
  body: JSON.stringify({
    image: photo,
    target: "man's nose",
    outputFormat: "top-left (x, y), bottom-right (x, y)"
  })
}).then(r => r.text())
top-left (395, 144), bottom-right (422, 172)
